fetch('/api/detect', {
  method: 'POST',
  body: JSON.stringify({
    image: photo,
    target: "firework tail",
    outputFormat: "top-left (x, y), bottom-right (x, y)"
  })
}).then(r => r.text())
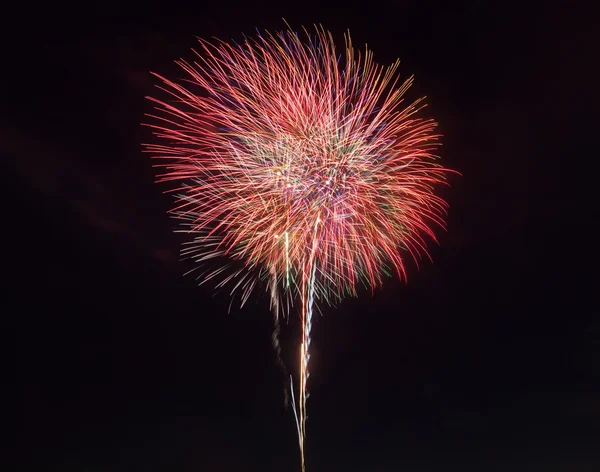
top-left (293, 218), bottom-right (320, 471)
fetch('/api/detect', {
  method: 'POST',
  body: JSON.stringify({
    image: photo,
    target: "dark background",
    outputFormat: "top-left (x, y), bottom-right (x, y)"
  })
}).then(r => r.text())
top-left (6, 1), bottom-right (598, 471)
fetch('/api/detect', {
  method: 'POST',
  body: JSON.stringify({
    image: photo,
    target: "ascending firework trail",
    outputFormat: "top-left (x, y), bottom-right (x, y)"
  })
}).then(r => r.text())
top-left (143, 24), bottom-right (455, 471)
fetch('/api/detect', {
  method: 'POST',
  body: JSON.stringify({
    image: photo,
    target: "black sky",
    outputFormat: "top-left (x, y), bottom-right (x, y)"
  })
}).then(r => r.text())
top-left (7, 1), bottom-right (599, 471)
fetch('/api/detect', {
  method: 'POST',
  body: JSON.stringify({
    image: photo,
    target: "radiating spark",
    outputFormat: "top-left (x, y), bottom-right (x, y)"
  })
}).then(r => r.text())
top-left (285, 231), bottom-right (290, 289)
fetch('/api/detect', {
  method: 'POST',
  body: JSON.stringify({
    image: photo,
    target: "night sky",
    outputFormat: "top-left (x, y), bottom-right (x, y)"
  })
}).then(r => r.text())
top-left (8, 1), bottom-right (598, 471)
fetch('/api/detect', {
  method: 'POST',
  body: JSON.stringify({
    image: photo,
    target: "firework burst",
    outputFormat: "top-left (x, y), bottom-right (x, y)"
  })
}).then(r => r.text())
top-left (144, 25), bottom-right (453, 471)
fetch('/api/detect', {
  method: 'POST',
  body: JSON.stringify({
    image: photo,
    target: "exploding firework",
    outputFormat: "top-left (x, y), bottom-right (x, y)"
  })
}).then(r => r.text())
top-left (144, 25), bottom-right (453, 471)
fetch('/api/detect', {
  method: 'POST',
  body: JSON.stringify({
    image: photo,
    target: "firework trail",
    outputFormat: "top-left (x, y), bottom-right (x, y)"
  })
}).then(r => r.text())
top-left (144, 24), bottom-right (453, 471)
